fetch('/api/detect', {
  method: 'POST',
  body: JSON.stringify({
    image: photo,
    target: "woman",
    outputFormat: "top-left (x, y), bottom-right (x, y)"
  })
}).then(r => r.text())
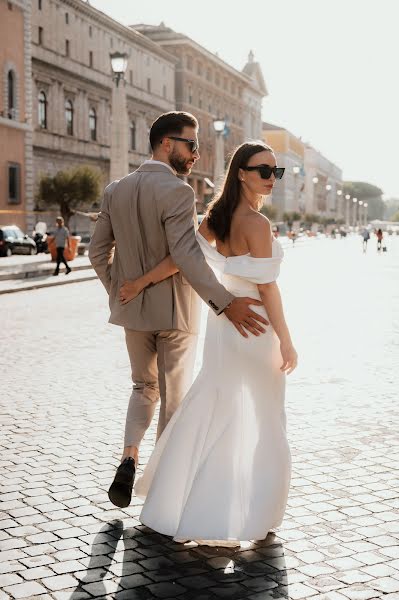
top-left (376, 228), bottom-right (383, 251)
top-left (120, 142), bottom-right (297, 544)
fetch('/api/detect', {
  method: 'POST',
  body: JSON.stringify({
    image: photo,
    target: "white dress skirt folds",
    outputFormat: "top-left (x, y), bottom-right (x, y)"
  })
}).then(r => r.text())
top-left (135, 233), bottom-right (291, 543)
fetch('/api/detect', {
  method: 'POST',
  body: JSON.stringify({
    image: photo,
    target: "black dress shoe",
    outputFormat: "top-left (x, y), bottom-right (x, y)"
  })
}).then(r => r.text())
top-left (108, 457), bottom-right (136, 508)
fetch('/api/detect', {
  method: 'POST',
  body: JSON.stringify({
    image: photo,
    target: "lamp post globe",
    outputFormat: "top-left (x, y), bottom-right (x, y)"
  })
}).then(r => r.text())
top-left (110, 51), bottom-right (128, 86)
top-left (213, 118), bottom-right (226, 134)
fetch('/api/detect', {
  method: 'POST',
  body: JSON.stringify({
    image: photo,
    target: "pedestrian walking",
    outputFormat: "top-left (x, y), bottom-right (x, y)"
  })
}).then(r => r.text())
top-left (361, 228), bottom-right (370, 252)
top-left (376, 228), bottom-right (383, 252)
top-left (53, 217), bottom-right (72, 276)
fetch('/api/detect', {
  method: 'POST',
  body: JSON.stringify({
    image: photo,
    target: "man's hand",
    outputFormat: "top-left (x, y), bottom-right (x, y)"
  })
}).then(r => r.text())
top-left (224, 297), bottom-right (269, 338)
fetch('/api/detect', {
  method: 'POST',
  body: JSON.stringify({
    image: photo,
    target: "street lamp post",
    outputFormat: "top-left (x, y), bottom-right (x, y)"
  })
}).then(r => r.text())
top-left (364, 202), bottom-right (368, 226)
top-left (312, 176), bottom-right (319, 214)
top-left (352, 197), bottom-right (358, 228)
top-left (358, 200), bottom-right (363, 227)
top-left (326, 184), bottom-right (332, 215)
top-left (345, 194), bottom-right (351, 227)
top-left (293, 166), bottom-right (300, 211)
top-left (110, 51), bottom-right (129, 183)
top-left (337, 189), bottom-right (343, 220)
top-left (213, 118), bottom-right (226, 189)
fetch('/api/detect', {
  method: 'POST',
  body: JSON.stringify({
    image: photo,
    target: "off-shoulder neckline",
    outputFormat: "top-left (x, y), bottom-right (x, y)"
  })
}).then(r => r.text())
top-left (197, 231), bottom-right (279, 260)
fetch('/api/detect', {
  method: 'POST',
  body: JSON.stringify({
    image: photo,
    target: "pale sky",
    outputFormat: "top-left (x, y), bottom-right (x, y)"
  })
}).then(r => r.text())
top-left (91, 0), bottom-right (399, 197)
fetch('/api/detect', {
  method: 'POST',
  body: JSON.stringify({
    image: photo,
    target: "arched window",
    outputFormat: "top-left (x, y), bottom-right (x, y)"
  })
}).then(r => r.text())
top-left (130, 121), bottom-right (136, 151)
top-left (89, 107), bottom-right (97, 141)
top-left (38, 91), bottom-right (47, 128)
top-left (7, 70), bottom-right (16, 119)
top-left (187, 85), bottom-right (192, 104)
top-left (65, 99), bottom-right (73, 135)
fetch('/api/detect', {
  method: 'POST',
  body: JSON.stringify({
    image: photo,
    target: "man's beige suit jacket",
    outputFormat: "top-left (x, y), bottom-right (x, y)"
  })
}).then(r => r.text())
top-left (89, 162), bottom-right (234, 334)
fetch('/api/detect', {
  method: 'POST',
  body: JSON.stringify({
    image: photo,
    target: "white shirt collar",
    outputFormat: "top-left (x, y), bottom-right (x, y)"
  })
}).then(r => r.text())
top-left (143, 159), bottom-right (176, 175)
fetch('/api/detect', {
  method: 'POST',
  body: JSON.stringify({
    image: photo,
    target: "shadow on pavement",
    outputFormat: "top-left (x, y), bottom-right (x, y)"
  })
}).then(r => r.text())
top-left (71, 520), bottom-right (289, 599)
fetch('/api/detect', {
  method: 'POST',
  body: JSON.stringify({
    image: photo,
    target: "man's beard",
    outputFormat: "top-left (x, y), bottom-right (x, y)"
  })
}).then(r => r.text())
top-left (169, 150), bottom-right (193, 175)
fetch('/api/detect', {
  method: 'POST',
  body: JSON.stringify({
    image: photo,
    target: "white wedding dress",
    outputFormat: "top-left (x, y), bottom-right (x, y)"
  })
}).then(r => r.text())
top-left (135, 233), bottom-right (291, 543)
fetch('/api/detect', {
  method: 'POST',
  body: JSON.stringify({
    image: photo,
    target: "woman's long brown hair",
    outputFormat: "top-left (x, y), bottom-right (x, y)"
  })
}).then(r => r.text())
top-left (206, 141), bottom-right (273, 242)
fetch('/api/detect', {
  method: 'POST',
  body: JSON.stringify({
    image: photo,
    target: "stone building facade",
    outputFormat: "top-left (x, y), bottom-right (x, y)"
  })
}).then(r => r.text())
top-left (2, 3), bottom-right (268, 231)
top-left (263, 122), bottom-right (343, 221)
top-left (134, 24), bottom-right (266, 204)
top-left (30, 0), bottom-right (176, 230)
top-left (304, 145), bottom-right (343, 219)
top-left (0, 0), bottom-right (33, 231)
top-left (263, 122), bottom-right (306, 219)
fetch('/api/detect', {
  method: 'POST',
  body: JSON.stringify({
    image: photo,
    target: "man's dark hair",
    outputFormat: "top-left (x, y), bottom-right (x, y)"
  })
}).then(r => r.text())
top-left (149, 111), bottom-right (198, 150)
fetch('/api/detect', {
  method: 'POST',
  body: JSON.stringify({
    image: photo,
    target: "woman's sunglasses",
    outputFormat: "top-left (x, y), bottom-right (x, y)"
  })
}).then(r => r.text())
top-left (242, 165), bottom-right (285, 180)
top-left (167, 136), bottom-right (199, 154)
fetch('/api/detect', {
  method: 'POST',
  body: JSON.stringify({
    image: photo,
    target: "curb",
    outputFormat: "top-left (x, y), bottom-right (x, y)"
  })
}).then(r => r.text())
top-left (0, 263), bottom-right (92, 281)
top-left (0, 272), bottom-right (98, 294)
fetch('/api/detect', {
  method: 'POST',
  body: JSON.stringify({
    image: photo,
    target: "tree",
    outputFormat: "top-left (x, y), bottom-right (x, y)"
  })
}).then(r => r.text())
top-left (37, 166), bottom-right (102, 227)
top-left (303, 213), bottom-right (320, 225)
top-left (391, 210), bottom-right (399, 222)
top-left (343, 181), bottom-right (384, 220)
top-left (260, 204), bottom-right (278, 220)
top-left (282, 211), bottom-right (302, 230)
top-left (384, 197), bottom-right (399, 220)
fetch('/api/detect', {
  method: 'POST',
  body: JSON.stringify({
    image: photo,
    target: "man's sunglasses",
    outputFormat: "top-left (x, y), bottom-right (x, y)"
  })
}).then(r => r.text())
top-left (242, 165), bottom-right (285, 180)
top-left (167, 136), bottom-right (199, 153)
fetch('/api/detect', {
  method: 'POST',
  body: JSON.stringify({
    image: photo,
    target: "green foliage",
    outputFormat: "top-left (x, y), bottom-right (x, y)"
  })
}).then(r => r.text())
top-left (260, 204), bottom-right (278, 220)
top-left (282, 211), bottom-right (302, 229)
top-left (343, 181), bottom-right (383, 197)
top-left (320, 216), bottom-right (338, 225)
top-left (384, 197), bottom-right (399, 220)
top-left (303, 213), bottom-right (320, 224)
top-left (391, 210), bottom-right (399, 222)
top-left (343, 180), bottom-right (384, 220)
top-left (37, 166), bottom-right (102, 227)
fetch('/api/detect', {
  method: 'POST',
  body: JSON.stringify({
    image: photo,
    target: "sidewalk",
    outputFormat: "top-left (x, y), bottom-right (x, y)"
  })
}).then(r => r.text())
top-left (0, 235), bottom-right (320, 295)
top-left (0, 253), bottom-right (96, 294)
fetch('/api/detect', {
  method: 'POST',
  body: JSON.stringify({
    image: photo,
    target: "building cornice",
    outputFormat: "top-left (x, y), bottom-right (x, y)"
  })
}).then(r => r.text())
top-left (59, 0), bottom-right (178, 64)
top-left (32, 54), bottom-right (111, 93)
top-left (0, 116), bottom-right (31, 132)
top-left (133, 28), bottom-right (255, 85)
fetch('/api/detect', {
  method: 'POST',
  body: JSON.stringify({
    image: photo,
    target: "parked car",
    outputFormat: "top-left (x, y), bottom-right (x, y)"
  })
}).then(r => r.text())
top-left (0, 226), bottom-right (37, 257)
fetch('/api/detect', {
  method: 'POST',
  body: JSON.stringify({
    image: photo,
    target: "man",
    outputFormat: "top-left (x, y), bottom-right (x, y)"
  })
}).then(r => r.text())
top-left (53, 217), bottom-right (71, 276)
top-left (89, 111), bottom-right (268, 508)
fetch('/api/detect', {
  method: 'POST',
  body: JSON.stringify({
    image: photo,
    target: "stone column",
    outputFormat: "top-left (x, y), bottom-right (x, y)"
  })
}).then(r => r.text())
top-left (110, 79), bottom-right (129, 182)
top-left (214, 132), bottom-right (225, 190)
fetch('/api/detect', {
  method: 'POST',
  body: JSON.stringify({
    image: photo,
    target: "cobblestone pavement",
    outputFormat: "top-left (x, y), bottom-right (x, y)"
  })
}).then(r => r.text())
top-left (1, 235), bottom-right (398, 600)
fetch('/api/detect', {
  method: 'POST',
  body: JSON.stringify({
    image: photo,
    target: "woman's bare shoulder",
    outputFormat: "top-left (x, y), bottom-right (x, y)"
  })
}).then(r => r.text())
top-left (242, 212), bottom-right (272, 237)
top-left (242, 212), bottom-right (273, 257)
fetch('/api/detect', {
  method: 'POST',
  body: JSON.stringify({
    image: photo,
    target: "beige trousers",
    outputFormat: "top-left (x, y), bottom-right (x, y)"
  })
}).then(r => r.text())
top-left (124, 328), bottom-right (198, 448)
